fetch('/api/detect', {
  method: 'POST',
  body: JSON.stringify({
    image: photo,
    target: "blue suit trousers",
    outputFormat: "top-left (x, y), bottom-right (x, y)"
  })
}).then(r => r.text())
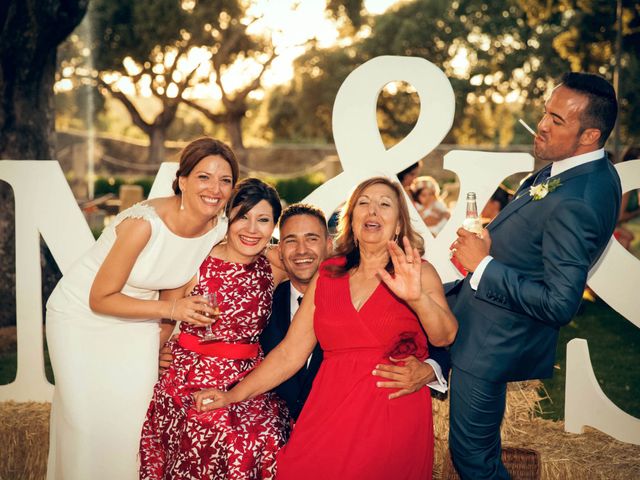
top-left (449, 367), bottom-right (510, 480)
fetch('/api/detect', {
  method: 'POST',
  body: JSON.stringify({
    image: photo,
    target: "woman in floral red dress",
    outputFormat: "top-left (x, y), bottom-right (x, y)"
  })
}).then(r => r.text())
top-left (139, 178), bottom-right (290, 480)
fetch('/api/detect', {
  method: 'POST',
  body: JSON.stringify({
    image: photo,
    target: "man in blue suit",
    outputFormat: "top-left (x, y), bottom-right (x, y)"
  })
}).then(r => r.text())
top-left (262, 203), bottom-right (452, 420)
top-left (448, 72), bottom-right (622, 479)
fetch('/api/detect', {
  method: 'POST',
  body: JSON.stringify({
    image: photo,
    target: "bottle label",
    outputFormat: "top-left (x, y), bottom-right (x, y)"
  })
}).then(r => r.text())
top-left (462, 217), bottom-right (483, 234)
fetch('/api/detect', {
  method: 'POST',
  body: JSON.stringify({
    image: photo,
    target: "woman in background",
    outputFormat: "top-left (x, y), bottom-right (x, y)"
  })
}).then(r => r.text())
top-left (411, 175), bottom-right (450, 236)
top-left (140, 178), bottom-right (290, 480)
top-left (46, 137), bottom-right (238, 480)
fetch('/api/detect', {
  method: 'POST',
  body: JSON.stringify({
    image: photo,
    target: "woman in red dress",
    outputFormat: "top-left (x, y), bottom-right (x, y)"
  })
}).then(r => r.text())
top-left (195, 176), bottom-right (458, 479)
top-left (139, 178), bottom-right (290, 480)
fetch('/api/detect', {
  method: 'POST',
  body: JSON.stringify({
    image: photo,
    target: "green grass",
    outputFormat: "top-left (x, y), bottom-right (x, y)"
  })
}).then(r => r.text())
top-left (0, 346), bottom-right (54, 385)
top-left (540, 297), bottom-right (640, 420)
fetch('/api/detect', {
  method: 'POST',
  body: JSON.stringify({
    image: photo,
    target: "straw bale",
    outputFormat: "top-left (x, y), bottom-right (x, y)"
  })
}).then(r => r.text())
top-left (0, 401), bottom-right (50, 480)
top-left (433, 380), bottom-right (544, 478)
top-left (432, 380), bottom-right (640, 479)
top-left (505, 418), bottom-right (640, 480)
top-left (2, 381), bottom-right (638, 479)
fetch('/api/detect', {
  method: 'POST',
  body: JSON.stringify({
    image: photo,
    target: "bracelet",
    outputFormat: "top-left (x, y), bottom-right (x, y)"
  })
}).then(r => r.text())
top-left (169, 299), bottom-right (177, 321)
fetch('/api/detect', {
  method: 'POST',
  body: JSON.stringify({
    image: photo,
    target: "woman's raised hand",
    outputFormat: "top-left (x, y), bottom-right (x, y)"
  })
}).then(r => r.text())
top-left (170, 296), bottom-right (215, 326)
top-left (377, 236), bottom-right (423, 303)
top-left (193, 388), bottom-right (233, 412)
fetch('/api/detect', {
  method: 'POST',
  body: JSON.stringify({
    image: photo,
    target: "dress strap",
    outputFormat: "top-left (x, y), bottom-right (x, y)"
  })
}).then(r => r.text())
top-left (111, 202), bottom-right (158, 228)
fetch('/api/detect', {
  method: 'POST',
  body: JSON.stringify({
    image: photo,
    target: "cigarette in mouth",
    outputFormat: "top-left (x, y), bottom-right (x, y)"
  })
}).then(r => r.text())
top-left (518, 119), bottom-right (536, 137)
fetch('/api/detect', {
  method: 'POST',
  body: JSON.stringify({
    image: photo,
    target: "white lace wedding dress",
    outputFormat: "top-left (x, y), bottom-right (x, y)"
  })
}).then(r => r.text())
top-left (45, 203), bottom-right (227, 480)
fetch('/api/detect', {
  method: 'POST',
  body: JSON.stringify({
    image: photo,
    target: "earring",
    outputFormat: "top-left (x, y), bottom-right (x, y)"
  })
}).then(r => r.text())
top-left (180, 192), bottom-right (185, 211)
top-left (393, 233), bottom-right (399, 243)
top-left (354, 236), bottom-right (359, 247)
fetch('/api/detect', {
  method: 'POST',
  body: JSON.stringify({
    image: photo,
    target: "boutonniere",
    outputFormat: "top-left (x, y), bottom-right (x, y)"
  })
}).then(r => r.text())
top-left (529, 178), bottom-right (561, 201)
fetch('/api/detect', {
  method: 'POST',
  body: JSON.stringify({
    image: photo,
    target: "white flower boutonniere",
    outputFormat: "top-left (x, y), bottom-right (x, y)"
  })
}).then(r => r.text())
top-left (529, 178), bottom-right (561, 200)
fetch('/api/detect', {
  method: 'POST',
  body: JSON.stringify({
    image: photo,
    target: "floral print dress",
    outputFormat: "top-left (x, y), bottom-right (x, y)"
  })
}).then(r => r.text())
top-left (139, 255), bottom-right (290, 480)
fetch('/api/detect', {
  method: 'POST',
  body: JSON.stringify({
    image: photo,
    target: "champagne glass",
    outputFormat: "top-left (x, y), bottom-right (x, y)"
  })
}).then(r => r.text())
top-left (200, 291), bottom-right (221, 343)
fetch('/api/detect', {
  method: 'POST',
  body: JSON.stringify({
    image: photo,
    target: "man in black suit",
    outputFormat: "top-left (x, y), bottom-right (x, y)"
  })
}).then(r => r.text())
top-left (259, 204), bottom-right (332, 420)
top-left (449, 72), bottom-right (621, 479)
top-left (262, 203), bottom-right (451, 420)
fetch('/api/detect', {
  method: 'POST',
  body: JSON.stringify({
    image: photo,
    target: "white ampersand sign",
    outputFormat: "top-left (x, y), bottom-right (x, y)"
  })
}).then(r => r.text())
top-left (302, 56), bottom-right (533, 281)
top-left (303, 55), bottom-right (454, 219)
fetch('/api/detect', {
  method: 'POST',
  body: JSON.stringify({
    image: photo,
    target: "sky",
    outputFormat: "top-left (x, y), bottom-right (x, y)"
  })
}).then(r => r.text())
top-left (56, 0), bottom-right (401, 99)
top-left (247, 0), bottom-right (400, 87)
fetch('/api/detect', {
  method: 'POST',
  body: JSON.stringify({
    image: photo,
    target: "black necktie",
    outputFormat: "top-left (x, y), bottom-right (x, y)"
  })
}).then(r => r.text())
top-left (533, 166), bottom-right (551, 186)
top-left (297, 295), bottom-right (303, 305)
top-left (515, 166), bottom-right (552, 199)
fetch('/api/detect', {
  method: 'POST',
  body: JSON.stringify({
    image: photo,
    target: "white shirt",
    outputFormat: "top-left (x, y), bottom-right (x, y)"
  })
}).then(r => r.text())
top-left (289, 284), bottom-right (313, 367)
top-left (470, 148), bottom-right (605, 290)
top-left (289, 284), bottom-right (303, 321)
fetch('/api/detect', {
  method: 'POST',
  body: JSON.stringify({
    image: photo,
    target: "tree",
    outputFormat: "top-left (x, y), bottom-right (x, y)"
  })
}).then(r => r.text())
top-left (522, 0), bottom-right (640, 146)
top-left (0, 0), bottom-right (88, 327)
top-left (268, 43), bottom-right (363, 144)
top-left (1, 1), bottom-right (88, 159)
top-left (59, 0), bottom-right (277, 164)
top-left (269, 0), bottom-right (573, 147)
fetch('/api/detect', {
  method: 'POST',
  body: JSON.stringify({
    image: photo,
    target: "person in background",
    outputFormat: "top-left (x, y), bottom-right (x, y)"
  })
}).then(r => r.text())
top-left (410, 175), bottom-right (450, 235)
top-left (45, 137), bottom-right (237, 480)
top-left (449, 72), bottom-right (621, 479)
top-left (397, 161), bottom-right (422, 195)
top-left (140, 178), bottom-right (290, 480)
top-left (195, 176), bottom-right (458, 479)
top-left (614, 146), bottom-right (640, 250)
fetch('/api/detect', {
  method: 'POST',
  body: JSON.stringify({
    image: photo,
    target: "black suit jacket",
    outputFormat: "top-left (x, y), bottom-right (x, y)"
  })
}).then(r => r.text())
top-left (260, 281), bottom-right (323, 420)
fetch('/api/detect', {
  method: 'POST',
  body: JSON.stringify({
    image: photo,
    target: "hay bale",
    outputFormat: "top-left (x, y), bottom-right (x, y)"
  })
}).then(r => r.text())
top-left (0, 401), bottom-right (50, 480)
top-left (432, 380), bottom-right (640, 479)
top-left (505, 418), bottom-right (640, 480)
top-left (442, 446), bottom-right (541, 480)
top-left (2, 381), bottom-right (639, 479)
top-left (432, 380), bottom-right (545, 478)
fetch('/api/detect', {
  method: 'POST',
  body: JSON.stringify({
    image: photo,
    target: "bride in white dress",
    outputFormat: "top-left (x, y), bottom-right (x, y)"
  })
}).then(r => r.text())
top-left (45, 137), bottom-right (238, 480)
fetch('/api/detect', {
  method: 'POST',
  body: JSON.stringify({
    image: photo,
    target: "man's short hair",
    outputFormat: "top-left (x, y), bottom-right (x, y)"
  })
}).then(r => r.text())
top-left (561, 72), bottom-right (618, 147)
top-left (279, 203), bottom-right (328, 236)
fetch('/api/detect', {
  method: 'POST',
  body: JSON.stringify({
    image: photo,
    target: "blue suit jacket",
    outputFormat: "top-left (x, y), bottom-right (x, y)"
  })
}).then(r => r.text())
top-left (448, 157), bottom-right (621, 382)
